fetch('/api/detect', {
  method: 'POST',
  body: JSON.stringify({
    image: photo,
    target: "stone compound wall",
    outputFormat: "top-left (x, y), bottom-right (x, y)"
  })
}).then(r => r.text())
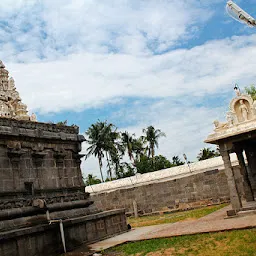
top-left (87, 155), bottom-right (245, 215)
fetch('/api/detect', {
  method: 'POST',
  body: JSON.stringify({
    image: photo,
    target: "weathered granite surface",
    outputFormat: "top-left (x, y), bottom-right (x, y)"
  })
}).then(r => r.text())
top-left (0, 118), bottom-right (86, 209)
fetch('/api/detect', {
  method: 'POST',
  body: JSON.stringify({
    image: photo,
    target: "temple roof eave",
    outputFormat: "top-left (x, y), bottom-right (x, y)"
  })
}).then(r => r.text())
top-left (205, 119), bottom-right (256, 144)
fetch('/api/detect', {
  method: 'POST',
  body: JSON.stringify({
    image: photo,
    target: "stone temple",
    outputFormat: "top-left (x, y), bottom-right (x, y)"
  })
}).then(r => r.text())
top-left (0, 61), bottom-right (127, 256)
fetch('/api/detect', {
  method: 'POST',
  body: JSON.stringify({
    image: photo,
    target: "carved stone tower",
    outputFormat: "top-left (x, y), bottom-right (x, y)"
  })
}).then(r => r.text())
top-left (0, 60), bottom-right (35, 121)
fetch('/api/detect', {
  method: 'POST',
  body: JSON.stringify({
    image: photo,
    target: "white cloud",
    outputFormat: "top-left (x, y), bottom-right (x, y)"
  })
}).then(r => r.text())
top-left (0, 0), bottom-right (213, 59)
top-left (4, 34), bottom-right (256, 114)
top-left (1, 0), bottom-right (255, 179)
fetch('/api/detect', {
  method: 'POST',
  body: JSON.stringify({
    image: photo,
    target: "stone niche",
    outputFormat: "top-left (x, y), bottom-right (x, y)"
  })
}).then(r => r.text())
top-left (211, 93), bottom-right (256, 134)
top-left (230, 94), bottom-right (255, 123)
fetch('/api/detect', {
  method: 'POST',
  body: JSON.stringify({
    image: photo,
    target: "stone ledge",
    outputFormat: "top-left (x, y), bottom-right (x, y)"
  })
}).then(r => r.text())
top-left (0, 118), bottom-right (86, 142)
top-left (69, 209), bottom-right (126, 224)
top-left (0, 208), bottom-right (127, 241)
top-left (0, 117), bottom-right (79, 134)
top-left (0, 127), bottom-right (84, 141)
top-left (0, 186), bottom-right (86, 196)
top-left (0, 199), bottom-right (94, 220)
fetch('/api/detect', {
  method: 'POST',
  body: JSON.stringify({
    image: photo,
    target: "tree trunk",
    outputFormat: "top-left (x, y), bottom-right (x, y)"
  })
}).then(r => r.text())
top-left (151, 146), bottom-right (154, 170)
top-left (106, 152), bottom-right (112, 180)
top-left (98, 157), bottom-right (104, 182)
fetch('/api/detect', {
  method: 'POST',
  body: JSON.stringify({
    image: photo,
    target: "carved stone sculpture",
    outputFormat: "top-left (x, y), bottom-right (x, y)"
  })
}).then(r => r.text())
top-left (209, 93), bottom-right (256, 138)
top-left (226, 111), bottom-right (235, 126)
top-left (30, 113), bottom-right (37, 122)
top-left (213, 120), bottom-right (228, 130)
top-left (239, 100), bottom-right (249, 122)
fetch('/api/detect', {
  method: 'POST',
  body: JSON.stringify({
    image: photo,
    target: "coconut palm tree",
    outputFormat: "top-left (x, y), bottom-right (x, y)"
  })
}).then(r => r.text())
top-left (142, 126), bottom-right (166, 159)
top-left (85, 122), bottom-right (105, 182)
top-left (197, 147), bottom-right (219, 161)
top-left (105, 126), bottom-right (125, 179)
top-left (121, 131), bottom-right (135, 163)
top-left (172, 156), bottom-right (184, 166)
top-left (85, 121), bottom-right (117, 182)
top-left (84, 174), bottom-right (101, 186)
top-left (133, 136), bottom-right (146, 161)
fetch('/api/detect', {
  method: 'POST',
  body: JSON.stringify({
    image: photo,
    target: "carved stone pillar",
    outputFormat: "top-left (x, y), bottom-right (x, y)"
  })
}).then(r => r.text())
top-left (54, 151), bottom-right (66, 187)
top-left (73, 154), bottom-right (85, 186)
top-left (234, 147), bottom-right (254, 202)
top-left (7, 149), bottom-right (24, 191)
top-left (219, 143), bottom-right (242, 211)
top-left (32, 151), bottom-right (47, 190)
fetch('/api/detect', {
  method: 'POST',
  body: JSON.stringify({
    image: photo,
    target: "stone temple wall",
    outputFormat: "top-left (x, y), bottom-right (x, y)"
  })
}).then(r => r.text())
top-left (87, 155), bottom-right (245, 215)
top-left (0, 118), bottom-right (86, 207)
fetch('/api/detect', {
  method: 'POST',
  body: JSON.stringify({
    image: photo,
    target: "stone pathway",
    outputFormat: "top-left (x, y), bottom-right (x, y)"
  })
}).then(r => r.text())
top-left (89, 205), bottom-right (256, 251)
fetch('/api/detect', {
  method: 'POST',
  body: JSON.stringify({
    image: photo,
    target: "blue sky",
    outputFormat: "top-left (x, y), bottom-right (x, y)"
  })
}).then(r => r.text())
top-left (1, 0), bottom-right (256, 178)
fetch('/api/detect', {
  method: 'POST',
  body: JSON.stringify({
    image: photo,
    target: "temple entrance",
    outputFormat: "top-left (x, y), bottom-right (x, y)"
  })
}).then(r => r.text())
top-left (205, 92), bottom-right (256, 214)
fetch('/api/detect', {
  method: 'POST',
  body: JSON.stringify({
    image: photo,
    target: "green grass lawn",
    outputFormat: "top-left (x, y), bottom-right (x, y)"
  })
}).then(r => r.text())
top-left (128, 204), bottom-right (228, 228)
top-left (104, 229), bottom-right (256, 256)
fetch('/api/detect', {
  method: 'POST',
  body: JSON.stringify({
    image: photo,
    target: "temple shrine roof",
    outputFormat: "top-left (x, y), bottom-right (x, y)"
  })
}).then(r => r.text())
top-left (205, 91), bottom-right (256, 144)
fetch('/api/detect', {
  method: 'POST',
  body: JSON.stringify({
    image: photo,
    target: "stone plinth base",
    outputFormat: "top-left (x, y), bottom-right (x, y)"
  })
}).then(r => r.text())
top-left (0, 209), bottom-right (127, 256)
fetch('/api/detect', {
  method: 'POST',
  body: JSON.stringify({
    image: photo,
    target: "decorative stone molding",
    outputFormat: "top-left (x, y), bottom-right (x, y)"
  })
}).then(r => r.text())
top-left (0, 191), bottom-right (89, 210)
top-left (7, 140), bottom-right (21, 150)
top-left (7, 149), bottom-right (25, 165)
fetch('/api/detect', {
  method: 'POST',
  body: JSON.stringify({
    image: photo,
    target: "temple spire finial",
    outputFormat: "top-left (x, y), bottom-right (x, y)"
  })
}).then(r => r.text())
top-left (234, 84), bottom-right (241, 97)
top-left (0, 60), bottom-right (5, 68)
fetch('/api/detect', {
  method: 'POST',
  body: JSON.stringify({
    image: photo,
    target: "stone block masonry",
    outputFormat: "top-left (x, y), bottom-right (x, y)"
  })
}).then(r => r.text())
top-left (0, 209), bottom-right (127, 256)
top-left (0, 119), bottom-right (85, 197)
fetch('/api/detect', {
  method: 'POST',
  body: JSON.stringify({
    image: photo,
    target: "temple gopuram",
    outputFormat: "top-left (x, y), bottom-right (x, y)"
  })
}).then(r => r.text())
top-left (0, 61), bottom-right (127, 256)
top-left (206, 89), bottom-right (256, 215)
